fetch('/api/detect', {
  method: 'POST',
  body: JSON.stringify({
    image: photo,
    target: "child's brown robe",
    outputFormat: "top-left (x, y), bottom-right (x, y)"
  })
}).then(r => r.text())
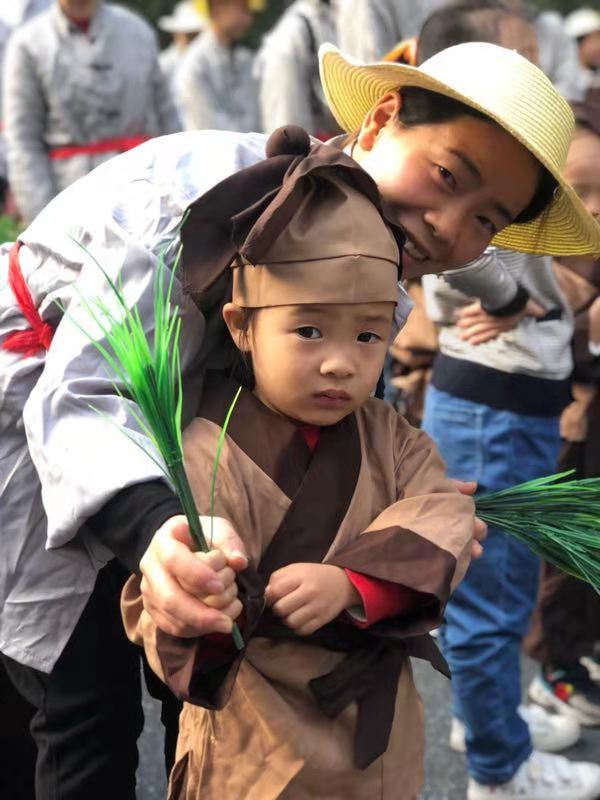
top-left (122, 375), bottom-right (474, 800)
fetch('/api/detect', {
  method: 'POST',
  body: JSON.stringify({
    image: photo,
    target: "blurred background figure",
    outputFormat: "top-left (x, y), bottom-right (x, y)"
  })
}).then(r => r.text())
top-left (176, 0), bottom-right (261, 131)
top-left (158, 0), bottom-right (206, 100)
top-left (565, 8), bottom-right (600, 79)
top-left (3, 0), bottom-right (180, 224)
top-left (0, 0), bottom-right (53, 27)
top-left (255, 0), bottom-right (340, 138)
top-left (336, 0), bottom-right (445, 63)
top-left (525, 92), bottom-right (600, 731)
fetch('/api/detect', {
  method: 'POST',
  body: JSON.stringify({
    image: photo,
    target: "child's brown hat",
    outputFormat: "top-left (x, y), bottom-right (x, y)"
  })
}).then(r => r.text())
top-left (181, 127), bottom-right (403, 313)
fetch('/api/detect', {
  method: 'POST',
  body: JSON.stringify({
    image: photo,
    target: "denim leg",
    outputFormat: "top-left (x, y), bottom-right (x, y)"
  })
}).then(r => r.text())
top-left (423, 387), bottom-right (561, 785)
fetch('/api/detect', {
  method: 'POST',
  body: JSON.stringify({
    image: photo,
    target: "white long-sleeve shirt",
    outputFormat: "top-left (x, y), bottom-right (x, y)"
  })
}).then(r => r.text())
top-left (3, 2), bottom-right (180, 223)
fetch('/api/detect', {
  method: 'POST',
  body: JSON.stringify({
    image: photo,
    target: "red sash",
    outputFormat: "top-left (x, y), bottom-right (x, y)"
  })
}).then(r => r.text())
top-left (49, 134), bottom-right (149, 161)
top-left (1, 241), bottom-right (55, 357)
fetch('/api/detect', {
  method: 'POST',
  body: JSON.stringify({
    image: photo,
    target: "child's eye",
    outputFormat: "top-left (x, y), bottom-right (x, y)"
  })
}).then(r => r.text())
top-left (296, 326), bottom-right (322, 339)
top-left (438, 166), bottom-right (456, 190)
top-left (477, 216), bottom-right (497, 235)
top-left (357, 331), bottom-right (382, 344)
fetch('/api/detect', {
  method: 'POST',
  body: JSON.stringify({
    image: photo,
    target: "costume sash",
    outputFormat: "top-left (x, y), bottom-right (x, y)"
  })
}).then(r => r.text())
top-left (1, 242), bottom-right (55, 357)
top-left (49, 134), bottom-right (149, 160)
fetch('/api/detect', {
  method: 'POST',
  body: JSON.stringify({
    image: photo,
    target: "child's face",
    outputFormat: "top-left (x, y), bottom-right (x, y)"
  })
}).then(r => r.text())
top-left (563, 127), bottom-right (600, 220)
top-left (225, 302), bottom-right (395, 426)
top-left (353, 97), bottom-right (540, 278)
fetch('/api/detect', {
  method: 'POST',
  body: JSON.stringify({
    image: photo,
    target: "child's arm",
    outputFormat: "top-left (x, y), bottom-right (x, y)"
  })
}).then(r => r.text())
top-left (324, 417), bottom-right (475, 633)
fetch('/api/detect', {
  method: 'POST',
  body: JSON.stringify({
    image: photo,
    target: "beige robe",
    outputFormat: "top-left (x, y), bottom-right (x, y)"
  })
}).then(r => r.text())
top-left (122, 374), bottom-right (474, 799)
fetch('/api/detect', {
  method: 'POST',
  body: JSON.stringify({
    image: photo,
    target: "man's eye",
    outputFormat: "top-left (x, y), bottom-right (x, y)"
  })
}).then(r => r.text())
top-left (357, 331), bottom-right (381, 343)
top-left (438, 166), bottom-right (456, 190)
top-left (296, 326), bottom-right (322, 339)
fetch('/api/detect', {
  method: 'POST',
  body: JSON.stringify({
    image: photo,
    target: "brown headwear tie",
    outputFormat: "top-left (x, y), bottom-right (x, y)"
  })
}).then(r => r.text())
top-left (179, 126), bottom-right (405, 302)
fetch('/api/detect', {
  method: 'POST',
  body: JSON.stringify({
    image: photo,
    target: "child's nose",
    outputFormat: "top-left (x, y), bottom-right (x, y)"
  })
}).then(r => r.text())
top-left (320, 353), bottom-right (355, 378)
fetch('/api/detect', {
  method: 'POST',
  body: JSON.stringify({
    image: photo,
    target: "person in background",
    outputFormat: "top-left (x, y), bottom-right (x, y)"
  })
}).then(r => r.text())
top-left (0, 0), bottom-right (52, 27)
top-left (158, 0), bottom-right (206, 100)
top-left (418, 4), bottom-right (600, 799)
top-left (176, 0), bottom-right (261, 132)
top-left (0, 20), bottom-right (10, 210)
top-left (525, 93), bottom-right (600, 729)
top-left (255, 0), bottom-right (340, 138)
top-left (336, 0), bottom-right (445, 63)
top-left (3, 0), bottom-right (180, 224)
top-left (565, 8), bottom-right (600, 79)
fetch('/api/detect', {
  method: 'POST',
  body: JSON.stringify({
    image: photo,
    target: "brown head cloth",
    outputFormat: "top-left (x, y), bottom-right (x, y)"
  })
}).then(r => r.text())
top-left (179, 126), bottom-right (405, 307)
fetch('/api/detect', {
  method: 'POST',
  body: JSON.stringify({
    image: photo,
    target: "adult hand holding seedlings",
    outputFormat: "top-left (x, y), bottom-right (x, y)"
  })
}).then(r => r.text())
top-left (140, 515), bottom-right (247, 638)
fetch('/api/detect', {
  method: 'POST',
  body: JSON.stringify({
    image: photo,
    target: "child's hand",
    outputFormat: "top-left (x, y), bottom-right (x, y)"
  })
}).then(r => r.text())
top-left (265, 563), bottom-right (361, 636)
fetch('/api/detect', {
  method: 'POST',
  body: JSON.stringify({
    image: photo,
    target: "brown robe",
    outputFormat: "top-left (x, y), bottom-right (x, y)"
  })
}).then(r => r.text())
top-left (122, 374), bottom-right (474, 799)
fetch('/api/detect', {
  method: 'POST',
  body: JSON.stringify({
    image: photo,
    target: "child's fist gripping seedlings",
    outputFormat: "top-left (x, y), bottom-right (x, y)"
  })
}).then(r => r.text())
top-left (266, 563), bottom-right (361, 636)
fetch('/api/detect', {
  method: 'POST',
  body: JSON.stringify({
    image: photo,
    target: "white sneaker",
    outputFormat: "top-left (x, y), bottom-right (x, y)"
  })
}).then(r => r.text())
top-left (449, 705), bottom-right (580, 754)
top-left (467, 751), bottom-right (600, 800)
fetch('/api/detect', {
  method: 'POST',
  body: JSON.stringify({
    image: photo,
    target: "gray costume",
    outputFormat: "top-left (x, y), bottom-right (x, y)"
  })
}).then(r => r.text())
top-left (3, 2), bottom-right (180, 223)
top-left (336, 0), bottom-right (444, 62)
top-left (0, 21), bottom-right (9, 182)
top-left (176, 29), bottom-right (260, 133)
top-left (535, 11), bottom-right (592, 102)
top-left (256, 0), bottom-right (338, 136)
top-left (0, 130), bottom-right (267, 672)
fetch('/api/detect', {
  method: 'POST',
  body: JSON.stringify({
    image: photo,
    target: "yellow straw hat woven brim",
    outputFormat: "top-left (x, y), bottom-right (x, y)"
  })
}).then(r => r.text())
top-left (319, 42), bottom-right (600, 257)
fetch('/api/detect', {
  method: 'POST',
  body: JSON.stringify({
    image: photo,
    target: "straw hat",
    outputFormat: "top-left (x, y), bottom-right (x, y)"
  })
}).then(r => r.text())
top-left (193, 0), bottom-right (265, 19)
top-left (319, 42), bottom-right (600, 256)
top-left (565, 8), bottom-right (600, 40)
top-left (158, 1), bottom-right (205, 33)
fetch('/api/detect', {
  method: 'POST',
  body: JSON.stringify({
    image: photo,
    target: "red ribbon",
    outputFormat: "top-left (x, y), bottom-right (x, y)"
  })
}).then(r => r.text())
top-left (49, 135), bottom-right (149, 161)
top-left (2, 241), bottom-right (55, 357)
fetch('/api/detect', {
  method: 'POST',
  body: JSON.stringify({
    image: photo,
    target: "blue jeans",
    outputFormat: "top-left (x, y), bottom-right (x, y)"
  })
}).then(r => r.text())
top-left (422, 386), bottom-right (561, 785)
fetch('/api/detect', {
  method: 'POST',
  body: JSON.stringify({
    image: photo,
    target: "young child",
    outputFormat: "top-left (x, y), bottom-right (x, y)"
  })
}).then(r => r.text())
top-left (122, 133), bottom-right (475, 799)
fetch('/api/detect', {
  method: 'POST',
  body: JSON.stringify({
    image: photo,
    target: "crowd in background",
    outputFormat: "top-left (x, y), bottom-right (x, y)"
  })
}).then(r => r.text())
top-left (0, 1), bottom-right (599, 799)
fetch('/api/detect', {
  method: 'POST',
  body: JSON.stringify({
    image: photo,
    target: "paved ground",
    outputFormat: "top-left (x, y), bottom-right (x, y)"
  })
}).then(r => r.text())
top-left (137, 656), bottom-right (600, 800)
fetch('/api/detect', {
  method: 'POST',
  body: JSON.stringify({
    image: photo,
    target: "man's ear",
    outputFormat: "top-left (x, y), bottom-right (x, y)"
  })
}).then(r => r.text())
top-left (356, 91), bottom-right (403, 151)
top-left (222, 302), bottom-right (251, 352)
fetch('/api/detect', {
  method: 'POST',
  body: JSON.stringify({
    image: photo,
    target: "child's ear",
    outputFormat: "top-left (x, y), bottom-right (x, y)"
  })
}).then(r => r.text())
top-left (357, 91), bottom-right (403, 151)
top-left (223, 302), bottom-right (251, 352)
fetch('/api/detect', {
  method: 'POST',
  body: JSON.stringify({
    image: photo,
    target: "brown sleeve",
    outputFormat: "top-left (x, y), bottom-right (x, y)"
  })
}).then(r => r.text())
top-left (120, 571), bottom-right (265, 709)
top-left (328, 415), bottom-right (474, 630)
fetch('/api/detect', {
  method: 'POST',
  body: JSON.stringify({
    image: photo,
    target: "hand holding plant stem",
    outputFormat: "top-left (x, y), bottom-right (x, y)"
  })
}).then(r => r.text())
top-left (73, 247), bottom-right (244, 649)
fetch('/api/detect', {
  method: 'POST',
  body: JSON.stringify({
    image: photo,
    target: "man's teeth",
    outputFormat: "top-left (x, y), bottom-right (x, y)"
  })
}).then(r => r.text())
top-left (404, 238), bottom-right (427, 262)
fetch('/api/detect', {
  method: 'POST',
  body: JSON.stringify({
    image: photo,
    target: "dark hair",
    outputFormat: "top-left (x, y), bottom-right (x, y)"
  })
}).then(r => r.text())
top-left (417, 1), bottom-right (514, 64)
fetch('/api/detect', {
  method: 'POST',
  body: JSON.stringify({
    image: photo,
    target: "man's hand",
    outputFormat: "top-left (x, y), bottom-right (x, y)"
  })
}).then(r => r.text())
top-left (450, 480), bottom-right (487, 560)
top-left (140, 515), bottom-right (247, 638)
top-left (455, 299), bottom-right (546, 345)
top-left (266, 563), bottom-right (360, 636)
